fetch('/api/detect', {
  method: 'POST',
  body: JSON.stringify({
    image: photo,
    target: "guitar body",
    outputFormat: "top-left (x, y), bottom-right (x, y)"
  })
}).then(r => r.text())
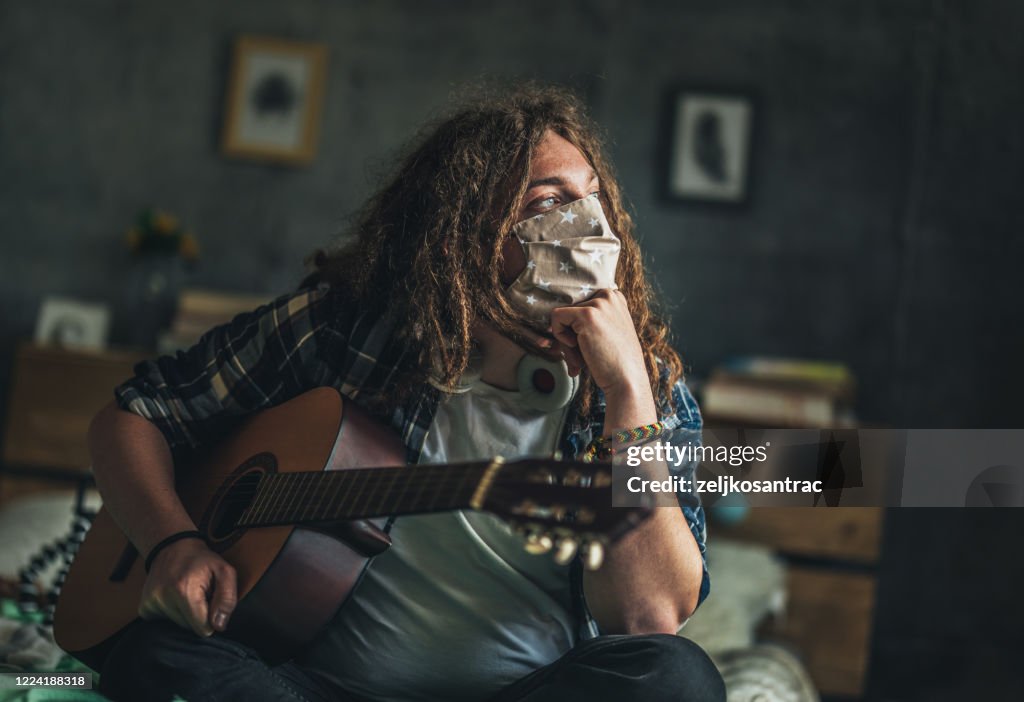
top-left (54, 387), bottom-right (406, 671)
top-left (56, 387), bottom-right (647, 673)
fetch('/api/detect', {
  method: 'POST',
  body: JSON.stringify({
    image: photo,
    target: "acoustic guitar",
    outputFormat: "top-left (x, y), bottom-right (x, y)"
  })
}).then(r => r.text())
top-left (54, 387), bottom-right (650, 671)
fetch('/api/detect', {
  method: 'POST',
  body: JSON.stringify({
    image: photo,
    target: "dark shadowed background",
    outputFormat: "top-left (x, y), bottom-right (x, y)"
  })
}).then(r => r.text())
top-left (1, 1), bottom-right (1022, 699)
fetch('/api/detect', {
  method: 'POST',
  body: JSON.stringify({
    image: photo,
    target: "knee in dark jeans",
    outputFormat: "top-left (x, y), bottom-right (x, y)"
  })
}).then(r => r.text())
top-left (636, 634), bottom-right (726, 702)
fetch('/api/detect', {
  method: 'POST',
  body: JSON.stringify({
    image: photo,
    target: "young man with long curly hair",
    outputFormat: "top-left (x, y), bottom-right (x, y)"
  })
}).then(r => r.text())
top-left (89, 85), bottom-right (725, 701)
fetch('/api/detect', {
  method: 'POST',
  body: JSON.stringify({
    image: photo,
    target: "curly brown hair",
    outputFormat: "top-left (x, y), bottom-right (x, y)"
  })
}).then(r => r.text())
top-left (303, 83), bottom-right (683, 419)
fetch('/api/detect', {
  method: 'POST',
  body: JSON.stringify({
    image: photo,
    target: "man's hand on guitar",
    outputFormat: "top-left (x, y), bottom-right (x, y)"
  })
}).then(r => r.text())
top-left (138, 539), bottom-right (238, 638)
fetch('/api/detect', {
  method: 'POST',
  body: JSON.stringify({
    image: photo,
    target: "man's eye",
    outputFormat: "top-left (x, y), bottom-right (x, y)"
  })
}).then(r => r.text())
top-left (533, 196), bottom-right (559, 211)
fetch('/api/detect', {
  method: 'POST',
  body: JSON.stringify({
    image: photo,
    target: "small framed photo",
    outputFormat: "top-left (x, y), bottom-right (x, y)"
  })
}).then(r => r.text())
top-left (663, 88), bottom-right (755, 205)
top-left (35, 297), bottom-right (111, 350)
top-left (221, 36), bottom-right (328, 165)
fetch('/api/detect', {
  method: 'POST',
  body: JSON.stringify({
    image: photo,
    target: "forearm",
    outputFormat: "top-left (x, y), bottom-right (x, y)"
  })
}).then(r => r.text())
top-left (583, 382), bottom-right (704, 634)
top-left (88, 400), bottom-right (197, 555)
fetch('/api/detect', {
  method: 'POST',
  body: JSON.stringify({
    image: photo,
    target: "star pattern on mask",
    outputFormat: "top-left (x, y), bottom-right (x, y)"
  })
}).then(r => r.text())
top-left (526, 260), bottom-right (537, 270)
top-left (588, 218), bottom-right (600, 227)
top-left (551, 240), bottom-right (561, 247)
top-left (579, 283), bottom-right (593, 297)
top-left (537, 279), bottom-right (551, 290)
top-left (588, 250), bottom-right (604, 264)
top-left (559, 261), bottom-right (573, 273)
top-left (561, 210), bottom-right (578, 224)
top-left (525, 294), bottom-right (537, 305)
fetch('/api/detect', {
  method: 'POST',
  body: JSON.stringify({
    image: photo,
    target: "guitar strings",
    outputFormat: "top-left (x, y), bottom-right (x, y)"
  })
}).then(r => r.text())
top-left (209, 469), bottom-right (600, 504)
top-left (196, 465), bottom-right (603, 505)
top-left (213, 474), bottom-right (598, 511)
top-left (202, 471), bottom-right (606, 524)
top-left (210, 473), bottom-right (505, 511)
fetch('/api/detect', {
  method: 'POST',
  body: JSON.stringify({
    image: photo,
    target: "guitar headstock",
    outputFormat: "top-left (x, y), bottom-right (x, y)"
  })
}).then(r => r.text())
top-left (481, 457), bottom-right (653, 570)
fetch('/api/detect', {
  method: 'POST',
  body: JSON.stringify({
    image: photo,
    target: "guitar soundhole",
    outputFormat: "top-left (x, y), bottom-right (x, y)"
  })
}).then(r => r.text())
top-left (201, 452), bottom-right (277, 548)
top-left (209, 470), bottom-right (263, 541)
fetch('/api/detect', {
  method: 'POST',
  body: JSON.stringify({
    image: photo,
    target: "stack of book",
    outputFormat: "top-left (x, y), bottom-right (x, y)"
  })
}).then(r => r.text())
top-left (157, 288), bottom-right (270, 354)
top-left (700, 357), bottom-right (856, 427)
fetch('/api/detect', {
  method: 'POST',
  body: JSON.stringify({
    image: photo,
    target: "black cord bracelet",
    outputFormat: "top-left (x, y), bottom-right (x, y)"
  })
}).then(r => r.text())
top-left (144, 530), bottom-right (205, 573)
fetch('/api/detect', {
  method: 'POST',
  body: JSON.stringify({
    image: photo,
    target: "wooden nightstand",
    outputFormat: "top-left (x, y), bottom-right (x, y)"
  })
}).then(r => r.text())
top-left (714, 507), bottom-right (883, 698)
top-left (1, 342), bottom-right (147, 504)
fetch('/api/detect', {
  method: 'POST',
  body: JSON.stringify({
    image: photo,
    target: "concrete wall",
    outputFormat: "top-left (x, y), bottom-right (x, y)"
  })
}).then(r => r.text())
top-left (1, 0), bottom-right (1021, 428)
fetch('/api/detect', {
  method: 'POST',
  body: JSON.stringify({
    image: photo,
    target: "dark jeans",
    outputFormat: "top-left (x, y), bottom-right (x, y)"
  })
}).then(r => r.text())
top-left (99, 619), bottom-right (726, 702)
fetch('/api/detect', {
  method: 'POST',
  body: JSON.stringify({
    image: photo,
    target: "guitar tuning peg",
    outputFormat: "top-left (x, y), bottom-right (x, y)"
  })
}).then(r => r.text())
top-left (553, 537), bottom-right (579, 565)
top-left (582, 540), bottom-right (605, 571)
top-left (524, 532), bottom-right (554, 555)
top-left (562, 469), bottom-right (583, 486)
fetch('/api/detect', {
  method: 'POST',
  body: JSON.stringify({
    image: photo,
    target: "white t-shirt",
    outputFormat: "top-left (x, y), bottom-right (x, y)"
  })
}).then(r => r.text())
top-left (300, 378), bottom-right (576, 701)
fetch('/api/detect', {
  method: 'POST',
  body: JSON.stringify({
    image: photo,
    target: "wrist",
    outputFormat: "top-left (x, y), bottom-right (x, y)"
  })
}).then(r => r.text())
top-left (137, 512), bottom-right (200, 557)
top-left (144, 530), bottom-right (206, 572)
top-left (602, 374), bottom-right (655, 408)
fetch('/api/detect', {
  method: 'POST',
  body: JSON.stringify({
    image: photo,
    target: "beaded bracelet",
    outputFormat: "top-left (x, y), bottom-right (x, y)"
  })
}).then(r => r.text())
top-left (582, 421), bottom-right (666, 463)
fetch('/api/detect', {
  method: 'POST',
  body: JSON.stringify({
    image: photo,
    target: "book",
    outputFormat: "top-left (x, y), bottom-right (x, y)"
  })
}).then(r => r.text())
top-left (701, 357), bottom-right (855, 427)
top-left (718, 357), bottom-right (855, 400)
top-left (157, 288), bottom-right (270, 353)
top-left (176, 289), bottom-right (270, 318)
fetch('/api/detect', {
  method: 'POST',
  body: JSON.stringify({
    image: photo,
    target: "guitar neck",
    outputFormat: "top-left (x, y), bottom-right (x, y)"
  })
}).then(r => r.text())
top-left (236, 462), bottom-right (495, 528)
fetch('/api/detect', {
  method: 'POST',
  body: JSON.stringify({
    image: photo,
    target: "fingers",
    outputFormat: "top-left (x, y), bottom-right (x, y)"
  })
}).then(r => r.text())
top-left (513, 323), bottom-right (555, 351)
top-left (138, 551), bottom-right (237, 638)
top-left (550, 305), bottom-right (601, 376)
top-left (138, 581), bottom-right (202, 635)
top-left (548, 321), bottom-right (577, 350)
top-left (517, 289), bottom-right (627, 379)
top-left (550, 306), bottom-right (595, 345)
top-left (510, 314), bottom-right (583, 376)
top-left (208, 562), bottom-right (238, 633)
top-left (511, 323), bottom-right (563, 364)
top-left (138, 594), bottom-right (175, 625)
top-left (548, 309), bottom-right (579, 349)
top-left (555, 342), bottom-right (585, 377)
top-left (184, 573), bottom-right (213, 637)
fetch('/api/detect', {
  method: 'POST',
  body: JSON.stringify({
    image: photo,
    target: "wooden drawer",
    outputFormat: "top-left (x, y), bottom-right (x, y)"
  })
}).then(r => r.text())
top-left (0, 474), bottom-right (82, 504)
top-left (2, 343), bottom-right (146, 473)
top-left (761, 568), bottom-right (877, 697)
top-left (713, 507), bottom-right (883, 696)
top-left (714, 507), bottom-right (883, 563)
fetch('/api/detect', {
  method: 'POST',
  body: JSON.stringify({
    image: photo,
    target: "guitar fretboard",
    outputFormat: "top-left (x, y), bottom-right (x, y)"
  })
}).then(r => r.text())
top-left (236, 463), bottom-right (491, 527)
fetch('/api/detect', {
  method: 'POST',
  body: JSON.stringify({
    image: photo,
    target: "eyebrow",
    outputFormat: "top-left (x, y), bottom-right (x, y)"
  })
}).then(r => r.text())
top-left (526, 170), bottom-right (599, 189)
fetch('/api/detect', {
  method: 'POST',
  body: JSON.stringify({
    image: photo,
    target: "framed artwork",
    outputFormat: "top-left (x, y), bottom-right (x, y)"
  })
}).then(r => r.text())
top-left (35, 297), bottom-right (111, 350)
top-left (221, 36), bottom-right (328, 165)
top-left (662, 88), bottom-right (755, 205)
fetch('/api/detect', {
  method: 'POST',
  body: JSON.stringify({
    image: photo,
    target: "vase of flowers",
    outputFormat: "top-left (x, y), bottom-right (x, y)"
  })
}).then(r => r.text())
top-left (123, 209), bottom-right (199, 349)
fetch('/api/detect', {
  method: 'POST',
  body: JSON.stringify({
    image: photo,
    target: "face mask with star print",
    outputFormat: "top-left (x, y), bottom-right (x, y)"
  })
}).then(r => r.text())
top-left (505, 193), bottom-right (621, 331)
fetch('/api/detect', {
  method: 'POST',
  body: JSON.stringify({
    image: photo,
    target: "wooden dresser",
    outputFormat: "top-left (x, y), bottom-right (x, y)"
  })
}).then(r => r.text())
top-left (714, 506), bottom-right (883, 698)
top-left (1, 342), bottom-right (147, 504)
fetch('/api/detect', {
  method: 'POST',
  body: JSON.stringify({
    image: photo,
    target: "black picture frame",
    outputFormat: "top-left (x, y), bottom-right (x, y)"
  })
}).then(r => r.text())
top-left (657, 86), bottom-right (757, 207)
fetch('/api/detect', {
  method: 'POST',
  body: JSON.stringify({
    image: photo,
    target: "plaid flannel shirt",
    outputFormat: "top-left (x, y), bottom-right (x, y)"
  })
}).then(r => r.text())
top-left (114, 283), bottom-right (710, 639)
